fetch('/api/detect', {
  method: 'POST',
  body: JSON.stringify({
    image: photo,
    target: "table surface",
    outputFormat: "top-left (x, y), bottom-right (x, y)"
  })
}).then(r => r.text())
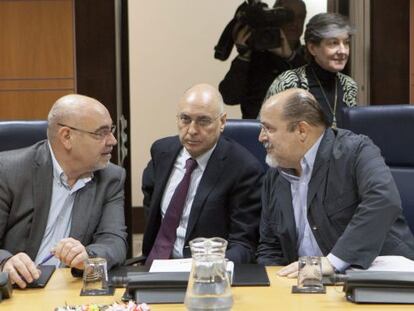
top-left (3, 267), bottom-right (414, 310)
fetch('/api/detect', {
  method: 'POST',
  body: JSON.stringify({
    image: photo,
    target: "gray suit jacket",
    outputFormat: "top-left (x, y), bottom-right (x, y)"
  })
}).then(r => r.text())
top-left (257, 128), bottom-right (414, 269)
top-left (0, 140), bottom-right (127, 269)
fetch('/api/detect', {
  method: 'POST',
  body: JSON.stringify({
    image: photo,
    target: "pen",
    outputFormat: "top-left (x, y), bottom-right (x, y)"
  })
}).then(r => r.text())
top-left (38, 253), bottom-right (55, 266)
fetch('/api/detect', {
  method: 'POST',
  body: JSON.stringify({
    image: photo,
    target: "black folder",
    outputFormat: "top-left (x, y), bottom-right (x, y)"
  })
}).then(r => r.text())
top-left (232, 264), bottom-right (270, 286)
top-left (13, 265), bottom-right (56, 288)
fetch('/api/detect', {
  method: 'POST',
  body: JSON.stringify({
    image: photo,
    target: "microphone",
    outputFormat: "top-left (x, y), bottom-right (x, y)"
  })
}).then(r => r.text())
top-left (329, 273), bottom-right (348, 284)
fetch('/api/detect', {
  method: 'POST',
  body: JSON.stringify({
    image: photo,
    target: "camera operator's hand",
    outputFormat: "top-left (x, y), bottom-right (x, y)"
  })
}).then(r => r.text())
top-left (234, 25), bottom-right (252, 61)
top-left (268, 29), bottom-right (293, 59)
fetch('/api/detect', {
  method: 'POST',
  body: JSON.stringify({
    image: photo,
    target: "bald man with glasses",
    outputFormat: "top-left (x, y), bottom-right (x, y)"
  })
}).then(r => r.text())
top-left (142, 83), bottom-right (263, 264)
top-left (0, 94), bottom-right (127, 288)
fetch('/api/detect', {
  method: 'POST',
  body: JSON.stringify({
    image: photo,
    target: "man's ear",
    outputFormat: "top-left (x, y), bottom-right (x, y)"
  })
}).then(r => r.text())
top-left (296, 121), bottom-right (310, 142)
top-left (58, 127), bottom-right (73, 150)
top-left (219, 112), bottom-right (227, 133)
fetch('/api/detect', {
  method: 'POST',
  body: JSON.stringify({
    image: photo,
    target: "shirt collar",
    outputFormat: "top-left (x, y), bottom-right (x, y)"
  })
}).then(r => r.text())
top-left (280, 131), bottom-right (325, 182)
top-left (182, 143), bottom-right (217, 172)
top-left (48, 141), bottom-right (93, 191)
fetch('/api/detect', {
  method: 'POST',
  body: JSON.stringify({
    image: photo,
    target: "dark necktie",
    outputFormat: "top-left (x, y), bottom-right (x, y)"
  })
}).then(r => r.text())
top-left (146, 157), bottom-right (198, 265)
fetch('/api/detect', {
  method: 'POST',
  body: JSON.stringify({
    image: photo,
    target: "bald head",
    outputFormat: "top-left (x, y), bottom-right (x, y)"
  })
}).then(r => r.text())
top-left (262, 88), bottom-right (328, 131)
top-left (47, 94), bottom-right (109, 141)
top-left (178, 83), bottom-right (224, 115)
top-left (176, 83), bottom-right (226, 158)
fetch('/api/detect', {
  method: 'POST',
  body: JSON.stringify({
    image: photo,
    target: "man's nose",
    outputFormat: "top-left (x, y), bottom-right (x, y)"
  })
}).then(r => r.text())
top-left (186, 122), bottom-right (198, 135)
top-left (258, 128), bottom-right (266, 142)
top-left (107, 132), bottom-right (118, 145)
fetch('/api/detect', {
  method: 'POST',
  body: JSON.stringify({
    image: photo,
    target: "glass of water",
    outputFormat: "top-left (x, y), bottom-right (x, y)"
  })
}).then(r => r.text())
top-left (81, 257), bottom-right (110, 296)
top-left (293, 256), bottom-right (325, 293)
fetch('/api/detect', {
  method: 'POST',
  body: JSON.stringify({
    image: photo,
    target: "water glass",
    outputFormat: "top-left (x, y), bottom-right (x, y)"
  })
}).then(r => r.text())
top-left (81, 257), bottom-right (110, 295)
top-left (295, 256), bottom-right (325, 293)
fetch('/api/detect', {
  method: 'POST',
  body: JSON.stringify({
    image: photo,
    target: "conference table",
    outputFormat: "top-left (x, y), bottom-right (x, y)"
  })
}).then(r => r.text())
top-left (3, 267), bottom-right (413, 310)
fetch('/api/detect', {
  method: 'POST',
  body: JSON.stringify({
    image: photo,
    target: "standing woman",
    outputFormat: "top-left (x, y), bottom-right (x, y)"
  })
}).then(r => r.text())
top-left (265, 13), bottom-right (357, 128)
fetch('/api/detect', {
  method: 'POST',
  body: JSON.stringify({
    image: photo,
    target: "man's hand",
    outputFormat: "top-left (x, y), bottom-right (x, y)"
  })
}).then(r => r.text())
top-left (53, 237), bottom-right (88, 270)
top-left (268, 29), bottom-right (293, 59)
top-left (234, 24), bottom-right (252, 61)
top-left (277, 257), bottom-right (336, 278)
top-left (277, 260), bottom-right (299, 278)
top-left (321, 257), bottom-right (335, 276)
top-left (2, 253), bottom-right (40, 288)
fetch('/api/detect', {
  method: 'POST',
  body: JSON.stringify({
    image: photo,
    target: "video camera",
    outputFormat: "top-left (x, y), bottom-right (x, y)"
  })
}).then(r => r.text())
top-left (214, 0), bottom-right (294, 61)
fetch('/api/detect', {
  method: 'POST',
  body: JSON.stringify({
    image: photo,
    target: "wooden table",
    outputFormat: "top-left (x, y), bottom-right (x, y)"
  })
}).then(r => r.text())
top-left (3, 267), bottom-right (413, 310)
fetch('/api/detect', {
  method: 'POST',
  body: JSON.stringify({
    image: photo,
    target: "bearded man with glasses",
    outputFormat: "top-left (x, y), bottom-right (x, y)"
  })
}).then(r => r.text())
top-left (0, 94), bottom-right (127, 288)
top-left (141, 83), bottom-right (263, 264)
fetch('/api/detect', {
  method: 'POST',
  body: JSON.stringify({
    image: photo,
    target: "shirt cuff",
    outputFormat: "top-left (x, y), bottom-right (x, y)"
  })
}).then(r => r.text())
top-left (327, 253), bottom-right (350, 273)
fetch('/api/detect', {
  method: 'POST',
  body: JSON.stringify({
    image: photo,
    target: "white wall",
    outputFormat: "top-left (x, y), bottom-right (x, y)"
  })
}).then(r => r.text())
top-left (128, 0), bottom-right (326, 206)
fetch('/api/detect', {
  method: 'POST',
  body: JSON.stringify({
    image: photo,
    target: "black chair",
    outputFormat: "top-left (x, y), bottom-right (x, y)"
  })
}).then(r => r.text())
top-left (223, 119), bottom-right (268, 170)
top-left (0, 120), bottom-right (48, 152)
top-left (342, 105), bottom-right (414, 233)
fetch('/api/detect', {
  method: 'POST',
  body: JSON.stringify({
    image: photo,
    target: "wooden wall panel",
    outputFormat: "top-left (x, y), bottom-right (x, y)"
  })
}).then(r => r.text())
top-left (371, 0), bottom-right (410, 104)
top-left (0, 91), bottom-right (71, 119)
top-left (0, 0), bottom-right (75, 120)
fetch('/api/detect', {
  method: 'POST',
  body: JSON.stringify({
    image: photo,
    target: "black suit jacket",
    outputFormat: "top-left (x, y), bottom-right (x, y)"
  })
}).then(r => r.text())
top-left (142, 135), bottom-right (263, 263)
top-left (257, 129), bottom-right (414, 268)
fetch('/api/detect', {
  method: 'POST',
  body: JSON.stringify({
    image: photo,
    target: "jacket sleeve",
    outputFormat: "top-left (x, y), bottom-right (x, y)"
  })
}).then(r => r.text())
top-left (330, 136), bottom-right (402, 269)
top-left (265, 69), bottom-right (299, 102)
top-left (256, 171), bottom-right (289, 265)
top-left (224, 157), bottom-right (264, 264)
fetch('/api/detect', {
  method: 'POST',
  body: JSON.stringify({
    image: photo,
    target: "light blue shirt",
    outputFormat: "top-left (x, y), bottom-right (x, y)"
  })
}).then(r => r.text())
top-left (280, 133), bottom-right (349, 272)
top-left (35, 143), bottom-right (92, 267)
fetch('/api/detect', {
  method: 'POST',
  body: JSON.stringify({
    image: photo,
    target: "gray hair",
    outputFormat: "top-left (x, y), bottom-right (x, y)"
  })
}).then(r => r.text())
top-left (305, 12), bottom-right (353, 45)
top-left (282, 89), bottom-right (329, 131)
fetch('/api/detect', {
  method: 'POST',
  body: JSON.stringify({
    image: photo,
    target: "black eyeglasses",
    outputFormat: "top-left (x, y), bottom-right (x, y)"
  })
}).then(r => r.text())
top-left (57, 123), bottom-right (116, 140)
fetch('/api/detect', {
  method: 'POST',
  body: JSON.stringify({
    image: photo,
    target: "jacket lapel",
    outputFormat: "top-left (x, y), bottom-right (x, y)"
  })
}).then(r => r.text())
top-left (185, 138), bottom-right (226, 240)
top-left (26, 142), bottom-right (53, 259)
top-left (70, 181), bottom-right (96, 243)
top-left (147, 139), bottom-right (182, 233)
top-left (307, 129), bottom-right (335, 209)
top-left (275, 175), bottom-right (298, 260)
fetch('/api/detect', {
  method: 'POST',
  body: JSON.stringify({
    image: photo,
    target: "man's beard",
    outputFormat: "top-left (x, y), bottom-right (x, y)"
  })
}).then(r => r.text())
top-left (265, 154), bottom-right (279, 168)
top-left (263, 141), bottom-right (279, 168)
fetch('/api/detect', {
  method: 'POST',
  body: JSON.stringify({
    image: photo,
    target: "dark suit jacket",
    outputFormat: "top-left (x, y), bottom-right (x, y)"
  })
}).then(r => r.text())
top-left (257, 128), bottom-right (414, 269)
top-left (142, 136), bottom-right (263, 263)
top-left (0, 141), bottom-right (128, 270)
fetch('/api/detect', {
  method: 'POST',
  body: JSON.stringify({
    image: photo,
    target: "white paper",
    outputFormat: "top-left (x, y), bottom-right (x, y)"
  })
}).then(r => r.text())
top-left (149, 258), bottom-right (235, 283)
top-left (351, 256), bottom-right (414, 272)
top-left (149, 258), bottom-right (193, 272)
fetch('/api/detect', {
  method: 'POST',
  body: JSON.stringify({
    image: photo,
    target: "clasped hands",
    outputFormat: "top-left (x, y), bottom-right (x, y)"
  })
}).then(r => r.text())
top-left (278, 257), bottom-right (335, 278)
top-left (2, 237), bottom-right (89, 288)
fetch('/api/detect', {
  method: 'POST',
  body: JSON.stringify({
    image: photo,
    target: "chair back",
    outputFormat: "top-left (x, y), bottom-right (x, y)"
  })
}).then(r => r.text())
top-left (222, 119), bottom-right (268, 170)
top-left (0, 120), bottom-right (48, 152)
top-left (342, 105), bottom-right (414, 233)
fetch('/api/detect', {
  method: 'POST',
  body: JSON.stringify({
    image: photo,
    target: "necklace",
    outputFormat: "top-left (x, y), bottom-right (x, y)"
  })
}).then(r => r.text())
top-left (311, 67), bottom-right (338, 129)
